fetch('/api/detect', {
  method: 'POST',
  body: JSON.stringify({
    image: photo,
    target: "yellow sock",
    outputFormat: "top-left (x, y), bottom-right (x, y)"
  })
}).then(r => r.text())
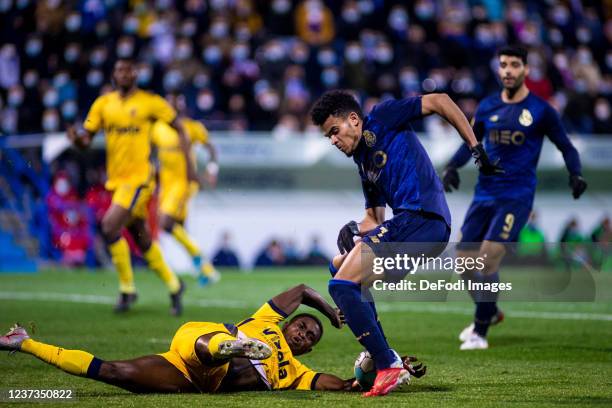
top-left (171, 224), bottom-right (201, 257)
top-left (143, 242), bottom-right (180, 294)
top-left (208, 333), bottom-right (236, 359)
top-left (108, 237), bottom-right (135, 294)
top-left (21, 339), bottom-right (94, 377)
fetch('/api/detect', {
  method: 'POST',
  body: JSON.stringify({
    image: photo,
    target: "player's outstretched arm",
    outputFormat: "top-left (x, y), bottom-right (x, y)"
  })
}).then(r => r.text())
top-left (170, 118), bottom-right (197, 183)
top-left (203, 141), bottom-right (219, 188)
top-left (271, 284), bottom-right (344, 328)
top-left (313, 373), bottom-right (360, 391)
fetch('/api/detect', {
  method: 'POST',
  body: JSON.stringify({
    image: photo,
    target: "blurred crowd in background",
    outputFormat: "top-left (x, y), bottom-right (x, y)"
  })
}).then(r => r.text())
top-left (0, 0), bottom-right (611, 136)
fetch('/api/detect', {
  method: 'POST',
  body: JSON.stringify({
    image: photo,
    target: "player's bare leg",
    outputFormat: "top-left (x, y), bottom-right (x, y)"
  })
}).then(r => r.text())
top-left (127, 219), bottom-right (184, 316)
top-left (159, 215), bottom-right (219, 286)
top-left (459, 241), bottom-right (506, 350)
top-left (101, 204), bottom-right (138, 312)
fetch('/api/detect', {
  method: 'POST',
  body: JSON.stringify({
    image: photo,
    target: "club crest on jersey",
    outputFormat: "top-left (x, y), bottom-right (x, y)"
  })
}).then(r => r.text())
top-left (518, 109), bottom-right (533, 127)
top-left (489, 115), bottom-right (499, 122)
top-left (363, 130), bottom-right (376, 147)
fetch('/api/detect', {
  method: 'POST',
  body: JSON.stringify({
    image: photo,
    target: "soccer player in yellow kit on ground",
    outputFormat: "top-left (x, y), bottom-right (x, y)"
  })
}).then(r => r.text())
top-left (0, 285), bottom-right (425, 393)
top-left (67, 59), bottom-right (195, 315)
top-left (152, 93), bottom-right (221, 286)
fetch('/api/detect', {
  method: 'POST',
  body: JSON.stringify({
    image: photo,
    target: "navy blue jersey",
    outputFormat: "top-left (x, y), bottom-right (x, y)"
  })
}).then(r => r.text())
top-left (449, 92), bottom-right (581, 205)
top-left (353, 97), bottom-right (451, 226)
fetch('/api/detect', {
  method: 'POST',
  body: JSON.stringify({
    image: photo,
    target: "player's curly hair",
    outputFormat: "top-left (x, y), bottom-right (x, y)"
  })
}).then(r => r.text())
top-left (310, 90), bottom-right (363, 126)
top-left (289, 313), bottom-right (324, 343)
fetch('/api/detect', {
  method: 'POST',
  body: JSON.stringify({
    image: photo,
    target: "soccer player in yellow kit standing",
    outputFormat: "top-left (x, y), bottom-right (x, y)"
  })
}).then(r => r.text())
top-left (67, 59), bottom-right (194, 315)
top-left (151, 93), bottom-right (220, 286)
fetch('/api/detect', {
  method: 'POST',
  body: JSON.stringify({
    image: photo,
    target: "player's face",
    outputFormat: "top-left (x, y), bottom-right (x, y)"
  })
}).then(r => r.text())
top-left (498, 55), bottom-right (529, 91)
top-left (321, 112), bottom-right (362, 157)
top-left (283, 316), bottom-right (322, 356)
top-left (112, 60), bottom-right (137, 89)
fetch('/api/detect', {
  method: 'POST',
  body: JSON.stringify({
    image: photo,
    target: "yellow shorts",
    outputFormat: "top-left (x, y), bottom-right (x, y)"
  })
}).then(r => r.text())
top-left (159, 322), bottom-right (230, 393)
top-left (109, 178), bottom-right (155, 219)
top-left (159, 181), bottom-right (198, 222)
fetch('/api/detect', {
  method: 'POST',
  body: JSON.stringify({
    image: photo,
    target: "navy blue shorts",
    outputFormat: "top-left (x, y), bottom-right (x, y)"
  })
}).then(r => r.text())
top-left (459, 199), bottom-right (531, 244)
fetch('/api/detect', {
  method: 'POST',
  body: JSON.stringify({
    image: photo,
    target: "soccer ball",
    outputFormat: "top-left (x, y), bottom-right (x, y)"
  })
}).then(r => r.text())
top-left (354, 351), bottom-right (376, 390)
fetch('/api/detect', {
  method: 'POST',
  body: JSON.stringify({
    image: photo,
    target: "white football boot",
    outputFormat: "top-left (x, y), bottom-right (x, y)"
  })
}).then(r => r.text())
top-left (459, 310), bottom-right (505, 342)
top-left (460, 332), bottom-right (489, 350)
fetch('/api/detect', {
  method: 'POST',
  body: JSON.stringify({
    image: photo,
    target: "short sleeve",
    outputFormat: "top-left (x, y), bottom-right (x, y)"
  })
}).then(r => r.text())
top-left (369, 97), bottom-right (423, 129)
top-left (149, 94), bottom-right (177, 124)
top-left (193, 121), bottom-right (209, 144)
top-left (290, 358), bottom-right (320, 390)
top-left (250, 300), bottom-right (288, 324)
top-left (83, 95), bottom-right (105, 133)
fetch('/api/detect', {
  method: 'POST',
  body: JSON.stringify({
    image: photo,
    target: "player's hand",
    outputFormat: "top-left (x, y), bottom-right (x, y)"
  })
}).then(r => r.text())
top-left (330, 308), bottom-right (345, 329)
top-left (66, 125), bottom-right (91, 149)
top-left (402, 355), bottom-right (427, 378)
top-left (442, 166), bottom-right (460, 192)
top-left (569, 174), bottom-right (587, 199)
top-left (337, 221), bottom-right (360, 254)
top-left (470, 143), bottom-right (504, 176)
top-left (205, 162), bottom-right (219, 189)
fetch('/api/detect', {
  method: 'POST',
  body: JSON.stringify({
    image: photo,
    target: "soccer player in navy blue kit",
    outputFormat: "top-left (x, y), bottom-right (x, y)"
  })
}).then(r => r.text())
top-left (443, 46), bottom-right (587, 350)
top-left (310, 90), bottom-right (500, 396)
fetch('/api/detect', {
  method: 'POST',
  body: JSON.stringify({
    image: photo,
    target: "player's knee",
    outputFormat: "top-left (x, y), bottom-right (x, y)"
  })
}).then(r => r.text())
top-left (101, 218), bottom-right (120, 243)
top-left (160, 216), bottom-right (174, 233)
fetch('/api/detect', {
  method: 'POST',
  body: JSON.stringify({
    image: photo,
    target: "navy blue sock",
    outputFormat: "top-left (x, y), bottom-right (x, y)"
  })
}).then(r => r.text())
top-left (329, 279), bottom-right (396, 369)
top-left (363, 288), bottom-right (388, 343)
top-left (86, 357), bottom-right (104, 379)
top-left (474, 272), bottom-right (500, 337)
top-left (329, 261), bottom-right (338, 277)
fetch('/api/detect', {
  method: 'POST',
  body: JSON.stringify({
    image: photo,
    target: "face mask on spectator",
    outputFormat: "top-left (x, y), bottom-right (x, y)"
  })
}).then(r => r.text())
top-left (43, 111), bottom-right (60, 132)
top-left (258, 91), bottom-right (280, 111)
top-left (197, 91), bottom-right (215, 111)
top-left (415, 0), bottom-right (434, 20)
top-left (576, 27), bottom-right (591, 44)
top-left (0, 0), bottom-right (11, 12)
top-left (317, 49), bottom-right (336, 66)
top-left (203, 46), bottom-right (222, 64)
top-left (163, 70), bottom-right (182, 90)
top-left (26, 38), bottom-right (42, 57)
top-left (529, 67), bottom-right (543, 81)
top-left (553, 53), bottom-right (568, 70)
top-left (193, 73), bottom-right (210, 89)
top-left (265, 44), bottom-right (286, 62)
top-left (432, 73), bottom-right (448, 89)
top-left (321, 68), bottom-right (339, 88)
top-left (123, 16), bottom-right (139, 34)
top-left (64, 45), bottom-right (80, 63)
top-left (176, 43), bottom-right (193, 60)
top-left (272, 0), bottom-right (290, 14)
top-left (400, 70), bottom-right (418, 89)
top-left (23, 71), bottom-right (39, 88)
top-left (53, 72), bottom-right (70, 88)
top-left (577, 49), bottom-right (592, 65)
top-left (54, 178), bottom-right (70, 196)
top-left (232, 44), bottom-right (249, 61)
top-left (574, 79), bottom-right (587, 93)
top-left (595, 101), bottom-right (610, 121)
top-left (117, 40), bottom-right (134, 58)
top-left (342, 6), bottom-right (360, 23)
top-left (357, 0), bottom-right (374, 15)
top-left (210, 21), bottom-right (229, 39)
top-left (8, 88), bottom-right (24, 107)
top-left (90, 49), bottom-right (107, 67)
top-left (235, 25), bottom-right (251, 42)
top-left (137, 66), bottom-right (152, 86)
top-left (345, 44), bottom-right (363, 63)
top-left (388, 8), bottom-right (408, 31)
top-left (156, 0), bottom-right (172, 10)
top-left (290, 45), bottom-right (308, 64)
top-left (210, 0), bottom-right (227, 10)
top-left (181, 21), bottom-right (197, 37)
top-left (87, 70), bottom-right (104, 87)
top-left (43, 89), bottom-right (59, 108)
top-left (65, 13), bottom-right (82, 32)
top-left (61, 100), bottom-right (77, 120)
top-left (551, 5), bottom-right (569, 25)
top-left (375, 46), bottom-right (393, 64)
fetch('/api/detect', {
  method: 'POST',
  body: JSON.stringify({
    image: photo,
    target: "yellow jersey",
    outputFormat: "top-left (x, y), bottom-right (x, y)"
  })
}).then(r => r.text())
top-left (151, 118), bottom-right (208, 187)
top-left (83, 89), bottom-right (177, 190)
top-left (235, 302), bottom-right (320, 391)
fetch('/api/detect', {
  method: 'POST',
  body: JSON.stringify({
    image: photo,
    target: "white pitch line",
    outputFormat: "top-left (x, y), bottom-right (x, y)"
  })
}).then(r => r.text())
top-left (1, 291), bottom-right (611, 322)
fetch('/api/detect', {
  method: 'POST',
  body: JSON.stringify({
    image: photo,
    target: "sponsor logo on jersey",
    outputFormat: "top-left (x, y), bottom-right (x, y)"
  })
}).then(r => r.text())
top-left (489, 115), bottom-right (499, 122)
top-left (363, 130), bottom-right (377, 147)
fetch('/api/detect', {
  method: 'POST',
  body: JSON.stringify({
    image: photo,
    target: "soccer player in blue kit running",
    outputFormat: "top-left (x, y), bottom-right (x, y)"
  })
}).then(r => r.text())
top-left (442, 46), bottom-right (587, 350)
top-left (310, 90), bottom-right (501, 396)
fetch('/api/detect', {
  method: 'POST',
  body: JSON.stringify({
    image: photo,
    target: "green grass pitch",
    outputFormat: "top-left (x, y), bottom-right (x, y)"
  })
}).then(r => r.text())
top-left (1, 268), bottom-right (611, 407)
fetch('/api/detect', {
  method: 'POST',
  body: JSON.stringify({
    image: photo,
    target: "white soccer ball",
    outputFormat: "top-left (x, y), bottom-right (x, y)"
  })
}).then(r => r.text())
top-left (354, 351), bottom-right (376, 390)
